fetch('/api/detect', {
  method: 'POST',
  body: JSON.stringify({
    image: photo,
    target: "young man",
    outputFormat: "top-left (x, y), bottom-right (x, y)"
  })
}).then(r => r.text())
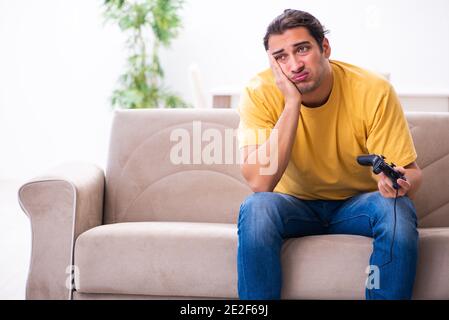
top-left (237, 9), bottom-right (423, 300)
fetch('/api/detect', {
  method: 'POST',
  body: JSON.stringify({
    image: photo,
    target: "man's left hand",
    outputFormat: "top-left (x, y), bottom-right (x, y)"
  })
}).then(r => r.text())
top-left (377, 166), bottom-right (411, 198)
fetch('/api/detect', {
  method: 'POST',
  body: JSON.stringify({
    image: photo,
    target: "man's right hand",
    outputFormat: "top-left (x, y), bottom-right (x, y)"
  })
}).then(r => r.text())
top-left (267, 51), bottom-right (302, 107)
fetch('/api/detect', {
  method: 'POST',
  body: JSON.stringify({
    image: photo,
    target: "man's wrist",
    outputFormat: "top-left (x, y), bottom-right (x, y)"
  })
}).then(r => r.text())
top-left (285, 100), bottom-right (301, 110)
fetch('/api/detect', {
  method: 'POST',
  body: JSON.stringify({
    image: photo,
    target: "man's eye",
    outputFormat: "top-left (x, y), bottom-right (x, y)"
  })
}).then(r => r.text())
top-left (297, 46), bottom-right (309, 53)
top-left (275, 55), bottom-right (286, 61)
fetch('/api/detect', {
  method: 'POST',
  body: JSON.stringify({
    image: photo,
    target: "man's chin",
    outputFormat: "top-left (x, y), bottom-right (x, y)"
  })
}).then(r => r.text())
top-left (296, 83), bottom-right (315, 95)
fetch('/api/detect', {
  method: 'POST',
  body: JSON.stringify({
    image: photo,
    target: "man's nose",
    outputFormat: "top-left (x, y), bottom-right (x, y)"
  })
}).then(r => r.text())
top-left (290, 57), bottom-right (304, 73)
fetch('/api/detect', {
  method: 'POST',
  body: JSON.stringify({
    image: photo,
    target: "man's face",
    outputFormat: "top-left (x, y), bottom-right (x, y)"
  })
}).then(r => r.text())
top-left (267, 27), bottom-right (331, 94)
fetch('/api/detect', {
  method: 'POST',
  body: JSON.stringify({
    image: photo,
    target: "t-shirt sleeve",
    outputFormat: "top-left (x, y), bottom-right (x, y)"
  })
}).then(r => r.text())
top-left (237, 86), bottom-right (276, 149)
top-left (366, 84), bottom-right (417, 167)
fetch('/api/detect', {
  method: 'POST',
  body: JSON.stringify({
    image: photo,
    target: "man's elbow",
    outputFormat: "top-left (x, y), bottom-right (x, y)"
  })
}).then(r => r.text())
top-left (249, 183), bottom-right (274, 193)
top-left (244, 173), bottom-right (275, 193)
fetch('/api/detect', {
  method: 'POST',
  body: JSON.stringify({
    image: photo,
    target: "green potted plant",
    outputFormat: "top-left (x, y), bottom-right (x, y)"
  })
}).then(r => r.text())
top-left (103, 0), bottom-right (190, 109)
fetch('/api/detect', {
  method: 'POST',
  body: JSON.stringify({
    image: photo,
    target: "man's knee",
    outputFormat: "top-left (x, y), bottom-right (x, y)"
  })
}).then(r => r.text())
top-left (239, 192), bottom-right (284, 217)
top-left (366, 192), bottom-right (418, 241)
top-left (238, 192), bottom-right (285, 237)
top-left (364, 192), bottom-right (417, 223)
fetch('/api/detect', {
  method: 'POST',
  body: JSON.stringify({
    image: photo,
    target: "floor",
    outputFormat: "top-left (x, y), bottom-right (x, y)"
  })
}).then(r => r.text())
top-left (0, 179), bottom-right (30, 299)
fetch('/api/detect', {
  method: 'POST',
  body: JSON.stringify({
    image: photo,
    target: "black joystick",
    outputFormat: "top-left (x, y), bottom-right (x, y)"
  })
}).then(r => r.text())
top-left (357, 154), bottom-right (406, 190)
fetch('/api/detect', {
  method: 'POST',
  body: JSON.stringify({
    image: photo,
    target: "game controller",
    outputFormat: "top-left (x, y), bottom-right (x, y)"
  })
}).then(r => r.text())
top-left (357, 154), bottom-right (406, 190)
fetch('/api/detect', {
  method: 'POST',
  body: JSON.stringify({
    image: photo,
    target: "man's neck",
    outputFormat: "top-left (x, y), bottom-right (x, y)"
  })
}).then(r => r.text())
top-left (301, 62), bottom-right (334, 108)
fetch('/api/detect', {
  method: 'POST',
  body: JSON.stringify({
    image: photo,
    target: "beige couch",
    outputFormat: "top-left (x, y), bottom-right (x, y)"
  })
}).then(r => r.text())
top-left (18, 109), bottom-right (449, 300)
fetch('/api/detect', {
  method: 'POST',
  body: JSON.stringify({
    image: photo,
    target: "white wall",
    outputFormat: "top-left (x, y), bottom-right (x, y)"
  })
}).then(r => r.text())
top-left (0, 0), bottom-right (125, 180)
top-left (1, 0), bottom-right (449, 180)
top-left (161, 0), bottom-right (449, 105)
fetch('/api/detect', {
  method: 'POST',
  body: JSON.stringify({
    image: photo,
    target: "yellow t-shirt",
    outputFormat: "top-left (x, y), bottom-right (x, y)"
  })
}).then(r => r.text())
top-left (237, 60), bottom-right (417, 200)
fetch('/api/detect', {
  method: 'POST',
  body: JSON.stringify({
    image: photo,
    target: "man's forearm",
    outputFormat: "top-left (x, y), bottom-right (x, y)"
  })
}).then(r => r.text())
top-left (404, 167), bottom-right (423, 199)
top-left (243, 103), bottom-right (300, 192)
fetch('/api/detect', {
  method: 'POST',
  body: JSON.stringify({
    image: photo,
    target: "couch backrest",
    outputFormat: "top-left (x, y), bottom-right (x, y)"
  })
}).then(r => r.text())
top-left (104, 109), bottom-right (252, 224)
top-left (406, 112), bottom-right (449, 227)
top-left (104, 110), bottom-right (449, 227)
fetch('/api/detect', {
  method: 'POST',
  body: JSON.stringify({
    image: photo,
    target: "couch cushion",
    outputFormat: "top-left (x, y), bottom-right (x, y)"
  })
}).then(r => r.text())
top-left (74, 222), bottom-right (238, 298)
top-left (74, 222), bottom-right (449, 299)
top-left (413, 227), bottom-right (449, 299)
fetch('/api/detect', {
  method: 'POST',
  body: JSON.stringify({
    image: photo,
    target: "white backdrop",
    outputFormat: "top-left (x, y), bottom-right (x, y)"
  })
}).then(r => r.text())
top-left (161, 0), bottom-right (449, 102)
top-left (1, 0), bottom-right (449, 180)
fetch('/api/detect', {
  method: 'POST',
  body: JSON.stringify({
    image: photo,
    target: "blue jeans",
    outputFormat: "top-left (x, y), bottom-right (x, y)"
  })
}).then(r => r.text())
top-left (237, 191), bottom-right (419, 300)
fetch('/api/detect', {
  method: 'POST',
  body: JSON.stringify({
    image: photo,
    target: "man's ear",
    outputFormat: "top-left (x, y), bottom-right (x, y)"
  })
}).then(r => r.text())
top-left (322, 37), bottom-right (331, 58)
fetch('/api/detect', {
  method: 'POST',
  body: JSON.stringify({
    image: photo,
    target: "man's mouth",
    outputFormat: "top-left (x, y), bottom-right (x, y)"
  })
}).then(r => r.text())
top-left (291, 72), bottom-right (309, 83)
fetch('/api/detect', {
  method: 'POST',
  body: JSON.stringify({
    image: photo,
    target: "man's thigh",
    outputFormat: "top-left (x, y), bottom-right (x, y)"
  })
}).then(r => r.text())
top-left (278, 193), bottom-right (328, 238)
top-left (242, 192), bottom-right (327, 238)
top-left (326, 192), bottom-right (381, 237)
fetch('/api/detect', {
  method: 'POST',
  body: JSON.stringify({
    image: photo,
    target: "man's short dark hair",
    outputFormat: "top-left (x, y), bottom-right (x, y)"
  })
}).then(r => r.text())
top-left (263, 9), bottom-right (329, 52)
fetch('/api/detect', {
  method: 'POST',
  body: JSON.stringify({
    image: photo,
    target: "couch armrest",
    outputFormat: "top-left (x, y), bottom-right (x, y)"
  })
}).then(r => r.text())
top-left (18, 163), bottom-right (104, 300)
